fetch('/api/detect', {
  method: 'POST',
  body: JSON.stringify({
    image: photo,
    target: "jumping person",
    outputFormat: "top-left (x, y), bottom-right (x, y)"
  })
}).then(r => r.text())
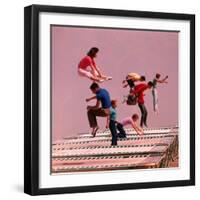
top-left (86, 83), bottom-right (111, 137)
top-left (152, 73), bottom-right (168, 113)
top-left (131, 81), bottom-right (153, 127)
top-left (122, 73), bottom-right (146, 105)
top-left (106, 100), bottom-right (118, 146)
top-left (122, 73), bottom-right (146, 91)
top-left (117, 114), bottom-right (144, 138)
top-left (78, 47), bottom-right (112, 82)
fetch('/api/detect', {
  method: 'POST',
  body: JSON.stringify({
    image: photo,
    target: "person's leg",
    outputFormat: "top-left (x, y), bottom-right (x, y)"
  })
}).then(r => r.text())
top-left (87, 109), bottom-right (98, 128)
top-left (152, 89), bottom-right (156, 112)
top-left (93, 68), bottom-right (112, 80)
top-left (93, 108), bottom-right (110, 117)
top-left (99, 75), bottom-right (112, 81)
top-left (91, 69), bottom-right (100, 78)
top-left (78, 68), bottom-right (102, 82)
top-left (142, 104), bottom-right (148, 127)
top-left (138, 103), bottom-right (145, 127)
top-left (152, 88), bottom-right (158, 113)
top-left (122, 95), bottom-right (128, 104)
top-left (154, 88), bottom-right (158, 113)
top-left (87, 108), bottom-right (110, 136)
top-left (90, 76), bottom-right (103, 82)
top-left (116, 123), bottom-right (126, 138)
top-left (109, 120), bottom-right (118, 145)
top-left (87, 108), bottom-right (101, 136)
top-left (90, 69), bottom-right (106, 82)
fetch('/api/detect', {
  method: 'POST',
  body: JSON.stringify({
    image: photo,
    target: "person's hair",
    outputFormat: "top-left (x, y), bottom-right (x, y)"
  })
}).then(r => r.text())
top-left (148, 81), bottom-right (154, 87)
top-left (111, 100), bottom-right (117, 106)
top-left (140, 76), bottom-right (146, 81)
top-left (132, 114), bottom-right (139, 120)
top-left (156, 73), bottom-right (161, 78)
top-left (87, 47), bottom-right (99, 58)
top-left (90, 82), bottom-right (99, 90)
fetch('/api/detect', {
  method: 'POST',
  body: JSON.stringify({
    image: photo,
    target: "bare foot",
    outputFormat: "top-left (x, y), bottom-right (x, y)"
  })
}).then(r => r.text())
top-left (98, 79), bottom-right (104, 83)
top-left (105, 76), bottom-right (112, 81)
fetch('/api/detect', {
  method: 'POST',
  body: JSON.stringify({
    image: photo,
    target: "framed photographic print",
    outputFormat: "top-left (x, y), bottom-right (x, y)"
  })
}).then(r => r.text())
top-left (24, 4), bottom-right (195, 195)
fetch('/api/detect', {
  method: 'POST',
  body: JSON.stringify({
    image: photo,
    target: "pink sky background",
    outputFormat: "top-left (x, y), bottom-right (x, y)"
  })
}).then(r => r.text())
top-left (51, 26), bottom-right (178, 141)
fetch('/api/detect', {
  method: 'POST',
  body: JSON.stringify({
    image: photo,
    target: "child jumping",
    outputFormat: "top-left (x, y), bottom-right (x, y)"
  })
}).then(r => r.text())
top-left (78, 47), bottom-right (112, 83)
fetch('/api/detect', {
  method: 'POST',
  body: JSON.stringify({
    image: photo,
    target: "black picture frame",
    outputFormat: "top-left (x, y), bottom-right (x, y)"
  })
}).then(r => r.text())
top-left (24, 4), bottom-right (195, 196)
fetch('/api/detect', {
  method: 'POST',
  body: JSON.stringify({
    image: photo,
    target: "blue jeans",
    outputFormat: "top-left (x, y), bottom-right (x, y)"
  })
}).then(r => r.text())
top-left (116, 123), bottom-right (127, 138)
top-left (109, 120), bottom-right (118, 145)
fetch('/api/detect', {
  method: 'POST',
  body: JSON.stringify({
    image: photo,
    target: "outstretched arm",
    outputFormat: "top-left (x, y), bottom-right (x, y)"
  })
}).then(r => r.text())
top-left (94, 65), bottom-right (103, 77)
top-left (157, 75), bottom-right (168, 83)
top-left (90, 59), bottom-right (102, 77)
top-left (89, 63), bottom-right (99, 75)
top-left (122, 81), bottom-right (129, 88)
top-left (86, 96), bottom-right (97, 102)
top-left (135, 125), bottom-right (144, 135)
top-left (131, 122), bottom-right (144, 135)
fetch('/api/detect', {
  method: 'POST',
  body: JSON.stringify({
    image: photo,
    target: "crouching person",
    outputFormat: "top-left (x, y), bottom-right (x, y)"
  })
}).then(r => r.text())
top-left (117, 114), bottom-right (144, 138)
top-left (86, 83), bottom-right (111, 137)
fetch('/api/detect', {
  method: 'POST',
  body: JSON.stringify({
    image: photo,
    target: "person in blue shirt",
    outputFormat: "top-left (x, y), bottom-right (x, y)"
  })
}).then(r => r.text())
top-left (86, 82), bottom-right (111, 137)
top-left (106, 100), bottom-right (118, 146)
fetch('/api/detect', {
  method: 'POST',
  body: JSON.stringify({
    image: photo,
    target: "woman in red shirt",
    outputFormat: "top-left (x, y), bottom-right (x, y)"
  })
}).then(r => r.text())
top-left (78, 47), bottom-right (112, 82)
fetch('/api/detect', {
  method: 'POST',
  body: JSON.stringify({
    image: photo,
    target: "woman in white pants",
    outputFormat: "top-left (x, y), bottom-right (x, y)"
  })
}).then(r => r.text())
top-left (152, 73), bottom-right (168, 113)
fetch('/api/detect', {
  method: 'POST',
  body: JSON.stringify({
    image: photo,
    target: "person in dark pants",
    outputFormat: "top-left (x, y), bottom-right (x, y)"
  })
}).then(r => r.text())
top-left (86, 82), bottom-right (111, 137)
top-left (122, 73), bottom-right (146, 104)
top-left (131, 81), bottom-right (153, 127)
top-left (138, 103), bottom-right (148, 127)
top-left (116, 123), bottom-right (127, 138)
top-left (106, 100), bottom-right (118, 146)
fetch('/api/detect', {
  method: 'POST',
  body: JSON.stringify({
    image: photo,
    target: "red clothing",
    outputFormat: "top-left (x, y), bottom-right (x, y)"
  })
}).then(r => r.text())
top-left (131, 83), bottom-right (149, 104)
top-left (78, 56), bottom-right (96, 70)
